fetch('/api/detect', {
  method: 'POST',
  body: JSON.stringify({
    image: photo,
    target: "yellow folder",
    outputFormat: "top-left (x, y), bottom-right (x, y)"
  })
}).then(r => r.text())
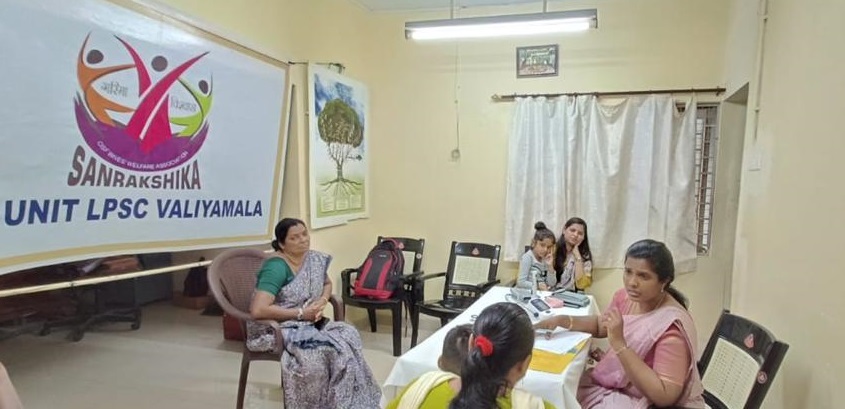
top-left (529, 339), bottom-right (589, 374)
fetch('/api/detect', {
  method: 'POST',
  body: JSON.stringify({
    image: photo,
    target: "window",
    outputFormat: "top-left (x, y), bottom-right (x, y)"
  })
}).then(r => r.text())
top-left (693, 105), bottom-right (719, 255)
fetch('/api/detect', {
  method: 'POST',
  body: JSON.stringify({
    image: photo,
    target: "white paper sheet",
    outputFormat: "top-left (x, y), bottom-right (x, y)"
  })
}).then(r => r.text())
top-left (452, 255), bottom-right (491, 285)
top-left (701, 339), bottom-right (759, 409)
top-left (534, 329), bottom-right (591, 354)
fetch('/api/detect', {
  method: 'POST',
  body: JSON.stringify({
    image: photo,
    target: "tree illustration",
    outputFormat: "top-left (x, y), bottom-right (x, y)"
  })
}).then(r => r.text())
top-left (317, 98), bottom-right (363, 194)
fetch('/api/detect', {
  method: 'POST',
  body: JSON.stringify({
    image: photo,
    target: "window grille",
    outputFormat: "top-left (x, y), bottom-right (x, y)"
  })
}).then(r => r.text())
top-left (692, 104), bottom-right (719, 255)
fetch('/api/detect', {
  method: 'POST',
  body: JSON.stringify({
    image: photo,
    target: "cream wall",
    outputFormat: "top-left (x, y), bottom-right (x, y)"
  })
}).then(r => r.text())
top-left (154, 0), bottom-right (740, 346)
top-left (155, 0), bottom-right (384, 318)
top-left (723, 0), bottom-right (759, 96)
top-left (111, 1), bottom-right (843, 407)
top-left (366, 0), bottom-right (734, 339)
top-left (726, 0), bottom-right (845, 408)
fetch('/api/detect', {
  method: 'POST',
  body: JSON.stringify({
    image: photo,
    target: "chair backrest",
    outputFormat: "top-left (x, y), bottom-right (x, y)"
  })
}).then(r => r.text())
top-left (377, 236), bottom-right (425, 274)
top-left (698, 310), bottom-right (789, 409)
top-left (208, 248), bottom-right (270, 323)
top-left (442, 241), bottom-right (501, 300)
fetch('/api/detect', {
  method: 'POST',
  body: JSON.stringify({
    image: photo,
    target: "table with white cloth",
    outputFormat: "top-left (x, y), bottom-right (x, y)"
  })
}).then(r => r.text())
top-left (381, 287), bottom-right (601, 409)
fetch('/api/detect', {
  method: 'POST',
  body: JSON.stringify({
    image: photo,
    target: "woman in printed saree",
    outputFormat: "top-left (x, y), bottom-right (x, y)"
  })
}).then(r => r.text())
top-left (535, 239), bottom-right (704, 408)
top-left (553, 217), bottom-right (594, 291)
top-left (248, 218), bottom-right (380, 409)
top-left (386, 302), bottom-right (554, 409)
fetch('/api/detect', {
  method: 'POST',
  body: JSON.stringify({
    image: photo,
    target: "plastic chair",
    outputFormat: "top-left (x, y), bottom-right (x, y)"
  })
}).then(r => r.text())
top-left (697, 309), bottom-right (789, 409)
top-left (341, 237), bottom-right (425, 355)
top-left (412, 241), bottom-right (501, 335)
top-left (208, 248), bottom-right (344, 409)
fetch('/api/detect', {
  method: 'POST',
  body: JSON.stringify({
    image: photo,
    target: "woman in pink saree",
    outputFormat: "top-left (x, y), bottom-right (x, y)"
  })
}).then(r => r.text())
top-left (535, 240), bottom-right (704, 408)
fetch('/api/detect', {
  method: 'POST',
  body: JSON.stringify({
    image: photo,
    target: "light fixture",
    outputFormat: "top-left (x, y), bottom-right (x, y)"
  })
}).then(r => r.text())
top-left (405, 9), bottom-right (597, 41)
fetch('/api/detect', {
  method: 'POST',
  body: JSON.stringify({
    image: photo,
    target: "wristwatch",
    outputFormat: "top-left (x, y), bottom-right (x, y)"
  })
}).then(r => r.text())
top-left (297, 307), bottom-right (304, 321)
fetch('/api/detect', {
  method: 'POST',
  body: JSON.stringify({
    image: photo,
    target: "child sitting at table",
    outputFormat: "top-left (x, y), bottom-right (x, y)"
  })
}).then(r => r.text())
top-left (517, 222), bottom-right (557, 291)
top-left (386, 302), bottom-right (554, 409)
top-left (438, 324), bottom-right (472, 375)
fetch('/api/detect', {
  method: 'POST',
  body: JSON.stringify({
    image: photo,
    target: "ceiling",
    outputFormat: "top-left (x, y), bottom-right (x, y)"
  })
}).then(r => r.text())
top-left (352, 0), bottom-right (543, 12)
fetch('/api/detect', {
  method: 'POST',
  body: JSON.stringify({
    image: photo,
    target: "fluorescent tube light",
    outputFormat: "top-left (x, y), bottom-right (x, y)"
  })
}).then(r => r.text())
top-left (405, 9), bottom-right (597, 40)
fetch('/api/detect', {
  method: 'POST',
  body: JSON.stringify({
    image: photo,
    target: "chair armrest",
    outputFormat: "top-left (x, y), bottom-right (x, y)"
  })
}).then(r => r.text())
top-left (410, 272), bottom-right (446, 304)
top-left (341, 267), bottom-right (358, 281)
top-left (255, 319), bottom-right (284, 352)
top-left (401, 271), bottom-right (424, 282)
top-left (328, 295), bottom-right (344, 321)
top-left (415, 271), bottom-right (447, 282)
top-left (476, 279), bottom-right (501, 293)
top-left (340, 268), bottom-right (358, 297)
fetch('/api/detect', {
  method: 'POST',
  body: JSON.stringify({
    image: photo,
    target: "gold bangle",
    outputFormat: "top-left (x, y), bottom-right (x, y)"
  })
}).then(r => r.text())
top-left (614, 345), bottom-right (628, 355)
top-left (564, 315), bottom-right (573, 329)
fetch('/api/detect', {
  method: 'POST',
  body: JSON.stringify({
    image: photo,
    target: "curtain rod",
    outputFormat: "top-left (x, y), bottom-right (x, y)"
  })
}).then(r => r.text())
top-left (491, 87), bottom-right (726, 102)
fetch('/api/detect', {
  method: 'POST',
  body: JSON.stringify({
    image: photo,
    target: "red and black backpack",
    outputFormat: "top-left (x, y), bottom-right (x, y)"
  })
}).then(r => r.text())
top-left (353, 239), bottom-right (405, 300)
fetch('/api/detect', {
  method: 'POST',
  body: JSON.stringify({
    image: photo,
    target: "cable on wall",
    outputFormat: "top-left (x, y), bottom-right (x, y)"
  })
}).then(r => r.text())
top-left (750, 0), bottom-right (769, 143)
top-left (451, 0), bottom-right (462, 161)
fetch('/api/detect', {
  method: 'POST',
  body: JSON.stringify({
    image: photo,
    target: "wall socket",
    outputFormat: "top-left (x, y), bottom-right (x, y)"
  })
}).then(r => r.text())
top-left (746, 146), bottom-right (763, 172)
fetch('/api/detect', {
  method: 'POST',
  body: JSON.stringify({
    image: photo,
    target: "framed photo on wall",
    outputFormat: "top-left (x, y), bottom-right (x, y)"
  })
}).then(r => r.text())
top-left (516, 44), bottom-right (559, 78)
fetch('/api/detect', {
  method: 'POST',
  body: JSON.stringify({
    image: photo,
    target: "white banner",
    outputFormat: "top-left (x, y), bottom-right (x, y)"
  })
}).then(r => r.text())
top-left (0, 0), bottom-right (290, 275)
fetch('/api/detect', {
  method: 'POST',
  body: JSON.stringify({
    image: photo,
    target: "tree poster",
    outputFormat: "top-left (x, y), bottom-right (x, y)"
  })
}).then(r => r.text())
top-left (308, 64), bottom-right (369, 229)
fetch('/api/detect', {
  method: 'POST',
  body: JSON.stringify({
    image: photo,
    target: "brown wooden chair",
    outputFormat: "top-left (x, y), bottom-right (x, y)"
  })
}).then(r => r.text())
top-left (412, 241), bottom-right (501, 339)
top-left (341, 237), bottom-right (425, 355)
top-left (208, 248), bottom-right (343, 409)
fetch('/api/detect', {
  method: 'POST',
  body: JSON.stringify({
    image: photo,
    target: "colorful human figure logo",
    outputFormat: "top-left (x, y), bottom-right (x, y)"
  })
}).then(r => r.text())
top-left (74, 33), bottom-right (213, 172)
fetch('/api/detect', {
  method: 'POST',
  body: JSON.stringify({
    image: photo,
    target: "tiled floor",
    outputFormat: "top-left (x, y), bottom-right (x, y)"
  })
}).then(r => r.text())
top-left (0, 302), bottom-right (436, 409)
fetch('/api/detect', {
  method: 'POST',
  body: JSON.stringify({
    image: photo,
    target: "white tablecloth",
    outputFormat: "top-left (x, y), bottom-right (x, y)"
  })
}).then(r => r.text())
top-left (381, 287), bottom-right (600, 409)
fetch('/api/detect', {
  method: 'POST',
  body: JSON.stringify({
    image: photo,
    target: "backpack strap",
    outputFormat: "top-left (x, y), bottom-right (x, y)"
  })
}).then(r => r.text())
top-left (379, 238), bottom-right (399, 250)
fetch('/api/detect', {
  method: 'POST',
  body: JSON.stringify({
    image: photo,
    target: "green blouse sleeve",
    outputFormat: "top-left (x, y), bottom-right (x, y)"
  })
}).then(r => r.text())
top-left (255, 258), bottom-right (293, 296)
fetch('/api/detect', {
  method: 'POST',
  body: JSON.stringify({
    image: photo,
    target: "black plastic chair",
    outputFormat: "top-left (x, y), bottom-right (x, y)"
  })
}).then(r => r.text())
top-left (697, 309), bottom-right (789, 409)
top-left (412, 241), bottom-right (501, 338)
top-left (341, 237), bottom-right (425, 356)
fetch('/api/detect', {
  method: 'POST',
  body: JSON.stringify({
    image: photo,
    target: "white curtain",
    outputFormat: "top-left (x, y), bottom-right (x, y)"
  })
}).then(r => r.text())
top-left (504, 95), bottom-right (698, 272)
